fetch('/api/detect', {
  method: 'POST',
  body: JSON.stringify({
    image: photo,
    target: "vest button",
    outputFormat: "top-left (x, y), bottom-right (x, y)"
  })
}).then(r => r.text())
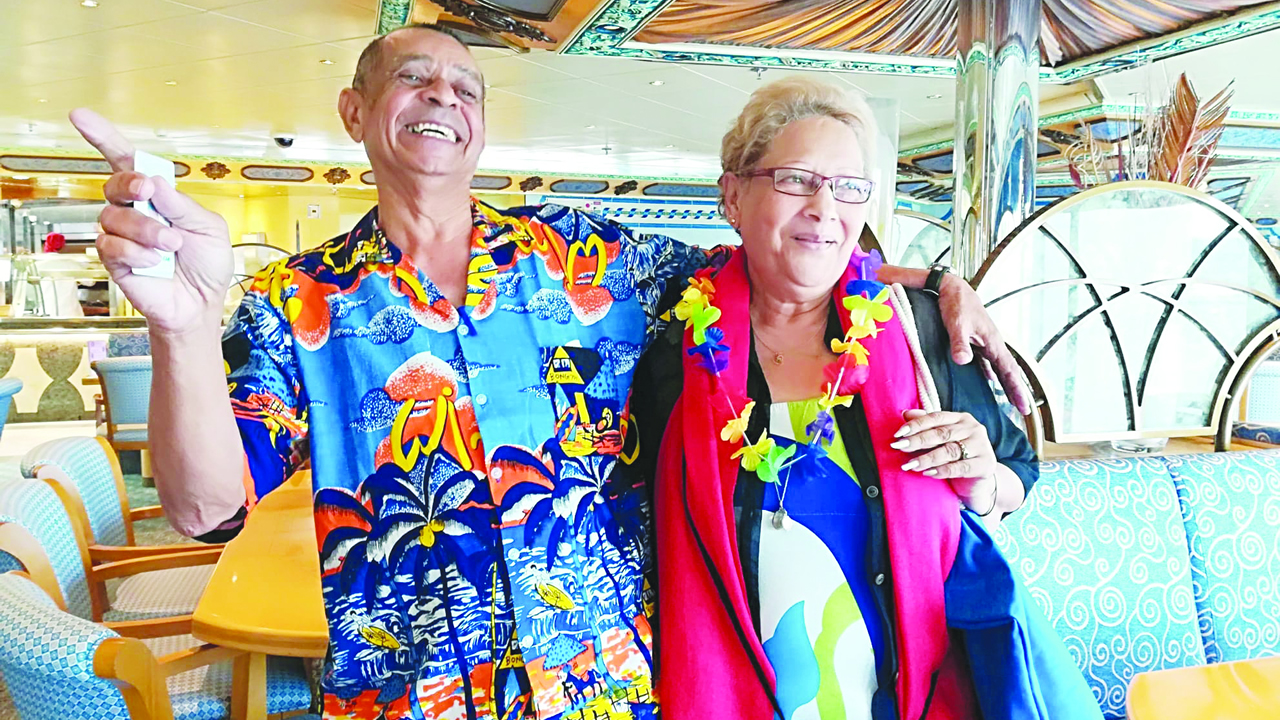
top-left (866, 486), bottom-right (879, 499)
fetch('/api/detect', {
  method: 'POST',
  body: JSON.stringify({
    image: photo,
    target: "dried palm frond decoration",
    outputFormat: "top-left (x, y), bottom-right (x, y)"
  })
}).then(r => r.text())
top-left (1064, 73), bottom-right (1232, 191)
top-left (1147, 73), bottom-right (1233, 189)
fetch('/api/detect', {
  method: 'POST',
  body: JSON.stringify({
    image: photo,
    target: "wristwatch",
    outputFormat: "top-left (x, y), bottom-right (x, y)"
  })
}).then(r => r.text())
top-left (925, 263), bottom-right (952, 295)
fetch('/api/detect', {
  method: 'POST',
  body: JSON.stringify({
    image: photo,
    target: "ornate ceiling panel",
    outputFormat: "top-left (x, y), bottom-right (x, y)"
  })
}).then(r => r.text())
top-left (633, 0), bottom-right (1274, 66)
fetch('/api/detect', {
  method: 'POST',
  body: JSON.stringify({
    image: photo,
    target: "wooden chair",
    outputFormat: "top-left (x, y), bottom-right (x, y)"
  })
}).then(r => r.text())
top-left (0, 473), bottom-right (218, 631)
top-left (0, 570), bottom-right (314, 720)
top-left (22, 436), bottom-right (223, 562)
top-left (91, 356), bottom-right (152, 476)
top-left (0, 518), bottom-right (313, 718)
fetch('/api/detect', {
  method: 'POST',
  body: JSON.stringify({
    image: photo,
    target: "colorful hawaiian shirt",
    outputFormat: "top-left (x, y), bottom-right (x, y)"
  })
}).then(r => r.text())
top-left (221, 200), bottom-right (705, 720)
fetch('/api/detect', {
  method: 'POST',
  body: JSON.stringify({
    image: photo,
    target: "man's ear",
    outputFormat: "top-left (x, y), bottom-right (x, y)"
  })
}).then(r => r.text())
top-left (338, 88), bottom-right (364, 143)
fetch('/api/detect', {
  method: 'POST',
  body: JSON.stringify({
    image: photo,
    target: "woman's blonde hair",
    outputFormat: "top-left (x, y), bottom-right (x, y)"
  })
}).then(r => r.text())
top-left (719, 76), bottom-right (878, 216)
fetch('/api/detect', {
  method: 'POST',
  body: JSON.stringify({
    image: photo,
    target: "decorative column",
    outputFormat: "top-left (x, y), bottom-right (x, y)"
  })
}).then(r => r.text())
top-left (952, 0), bottom-right (1041, 280)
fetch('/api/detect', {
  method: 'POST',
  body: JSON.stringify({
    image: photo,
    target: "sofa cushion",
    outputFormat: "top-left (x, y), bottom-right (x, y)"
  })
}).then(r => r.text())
top-left (995, 457), bottom-right (1206, 719)
top-left (1233, 421), bottom-right (1280, 446)
top-left (1163, 449), bottom-right (1280, 664)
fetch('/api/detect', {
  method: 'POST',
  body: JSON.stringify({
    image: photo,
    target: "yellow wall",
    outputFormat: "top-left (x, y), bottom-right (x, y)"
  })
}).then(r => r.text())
top-left (176, 186), bottom-right (527, 256)
top-left (183, 187), bottom-right (377, 253)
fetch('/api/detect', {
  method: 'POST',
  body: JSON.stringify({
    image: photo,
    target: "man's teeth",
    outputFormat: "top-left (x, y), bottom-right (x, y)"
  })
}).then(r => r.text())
top-left (408, 122), bottom-right (458, 142)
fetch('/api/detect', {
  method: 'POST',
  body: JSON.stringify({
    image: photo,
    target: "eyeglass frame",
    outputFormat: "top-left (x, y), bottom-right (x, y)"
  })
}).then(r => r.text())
top-left (739, 167), bottom-right (876, 205)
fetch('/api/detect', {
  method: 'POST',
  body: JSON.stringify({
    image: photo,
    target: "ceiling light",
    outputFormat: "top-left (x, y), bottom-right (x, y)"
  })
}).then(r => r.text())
top-left (649, 80), bottom-right (665, 86)
top-left (81, 0), bottom-right (98, 7)
top-left (319, 59), bottom-right (334, 65)
top-left (37, 99), bottom-right (48, 103)
top-left (665, 144), bottom-right (675, 149)
top-left (926, 93), bottom-right (943, 99)
top-left (585, 125), bottom-right (596, 130)
top-left (164, 80), bottom-right (178, 86)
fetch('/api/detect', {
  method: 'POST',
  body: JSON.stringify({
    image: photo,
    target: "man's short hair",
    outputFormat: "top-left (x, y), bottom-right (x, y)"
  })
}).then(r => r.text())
top-left (352, 23), bottom-right (471, 92)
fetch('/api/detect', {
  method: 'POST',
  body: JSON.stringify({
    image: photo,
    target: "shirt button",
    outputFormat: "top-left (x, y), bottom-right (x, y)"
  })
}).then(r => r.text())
top-left (874, 573), bottom-right (886, 586)
top-left (476, 394), bottom-right (488, 406)
top-left (866, 486), bottom-right (879, 499)
top-left (458, 324), bottom-right (471, 336)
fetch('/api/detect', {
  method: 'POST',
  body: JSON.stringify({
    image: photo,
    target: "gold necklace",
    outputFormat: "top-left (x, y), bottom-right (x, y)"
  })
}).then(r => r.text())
top-left (752, 320), bottom-right (827, 366)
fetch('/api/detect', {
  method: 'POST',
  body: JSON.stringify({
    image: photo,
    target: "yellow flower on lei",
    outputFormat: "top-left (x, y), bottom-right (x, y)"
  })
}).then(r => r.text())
top-left (817, 384), bottom-right (855, 411)
top-left (673, 278), bottom-right (715, 321)
top-left (830, 337), bottom-right (871, 364)
top-left (843, 288), bottom-right (893, 340)
top-left (732, 431), bottom-right (775, 472)
top-left (721, 401), bottom-right (756, 443)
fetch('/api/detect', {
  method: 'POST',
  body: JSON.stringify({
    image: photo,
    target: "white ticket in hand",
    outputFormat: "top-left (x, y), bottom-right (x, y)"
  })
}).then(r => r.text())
top-left (131, 150), bottom-right (177, 279)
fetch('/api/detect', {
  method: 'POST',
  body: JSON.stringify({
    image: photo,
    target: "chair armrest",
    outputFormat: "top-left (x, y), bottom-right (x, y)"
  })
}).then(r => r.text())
top-left (90, 543), bottom-right (224, 563)
top-left (156, 643), bottom-right (244, 677)
top-left (129, 505), bottom-right (166, 521)
top-left (104, 615), bottom-right (193, 639)
top-left (94, 637), bottom-right (171, 720)
top-left (92, 548), bottom-right (222, 581)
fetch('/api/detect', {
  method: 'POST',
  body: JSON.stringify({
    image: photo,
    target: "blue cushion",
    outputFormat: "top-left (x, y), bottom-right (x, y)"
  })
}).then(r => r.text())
top-left (93, 357), bottom-right (152, 428)
top-left (1233, 421), bottom-right (1280, 445)
top-left (23, 437), bottom-right (130, 547)
top-left (0, 378), bottom-right (22, 441)
top-left (0, 573), bottom-right (131, 719)
top-left (0, 574), bottom-right (312, 720)
top-left (0, 478), bottom-right (93, 619)
top-left (1163, 450), bottom-right (1280, 664)
top-left (995, 457), bottom-right (1206, 719)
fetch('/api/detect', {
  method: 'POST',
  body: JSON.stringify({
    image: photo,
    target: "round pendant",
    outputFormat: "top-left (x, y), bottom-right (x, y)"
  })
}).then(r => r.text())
top-left (772, 353), bottom-right (784, 366)
top-left (772, 508), bottom-right (791, 530)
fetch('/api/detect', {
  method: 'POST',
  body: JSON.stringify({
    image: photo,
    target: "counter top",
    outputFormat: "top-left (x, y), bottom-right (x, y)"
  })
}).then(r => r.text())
top-left (0, 317), bottom-right (149, 331)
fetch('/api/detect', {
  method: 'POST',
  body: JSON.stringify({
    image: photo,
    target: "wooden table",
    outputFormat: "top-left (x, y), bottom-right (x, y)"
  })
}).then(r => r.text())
top-left (191, 472), bottom-right (328, 720)
top-left (1128, 656), bottom-right (1280, 719)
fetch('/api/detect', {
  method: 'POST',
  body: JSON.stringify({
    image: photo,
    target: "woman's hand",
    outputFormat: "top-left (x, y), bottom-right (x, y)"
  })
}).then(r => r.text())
top-left (891, 408), bottom-right (999, 514)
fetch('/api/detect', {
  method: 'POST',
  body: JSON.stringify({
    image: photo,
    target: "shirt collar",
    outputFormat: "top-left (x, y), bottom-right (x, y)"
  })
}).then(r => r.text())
top-left (348, 197), bottom-right (515, 267)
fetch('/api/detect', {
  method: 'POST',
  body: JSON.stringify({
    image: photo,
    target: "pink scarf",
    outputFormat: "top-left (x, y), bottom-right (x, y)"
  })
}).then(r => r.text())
top-left (655, 248), bottom-right (977, 719)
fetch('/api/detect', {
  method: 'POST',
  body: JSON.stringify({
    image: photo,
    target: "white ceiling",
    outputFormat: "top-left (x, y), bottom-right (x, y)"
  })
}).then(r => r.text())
top-left (0, 0), bottom-right (1012, 179)
top-left (0, 0), bottom-right (1278, 182)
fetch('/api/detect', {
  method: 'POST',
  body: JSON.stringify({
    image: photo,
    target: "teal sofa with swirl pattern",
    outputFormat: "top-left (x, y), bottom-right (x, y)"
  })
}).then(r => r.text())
top-left (994, 449), bottom-right (1280, 719)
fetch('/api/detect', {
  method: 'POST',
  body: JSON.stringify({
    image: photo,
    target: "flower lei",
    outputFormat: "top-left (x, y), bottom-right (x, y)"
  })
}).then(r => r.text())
top-left (675, 247), bottom-right (893, 484)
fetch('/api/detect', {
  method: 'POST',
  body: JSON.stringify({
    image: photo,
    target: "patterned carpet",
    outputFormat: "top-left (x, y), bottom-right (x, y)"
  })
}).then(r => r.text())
top-left (0, 473), bottom-right (191, 716)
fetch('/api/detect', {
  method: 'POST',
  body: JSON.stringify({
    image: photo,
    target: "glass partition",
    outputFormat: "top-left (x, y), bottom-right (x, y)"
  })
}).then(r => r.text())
top-left (891, 210), bottom-right (951, 268)
top-left (974, 181), bottom-right (1280, 442)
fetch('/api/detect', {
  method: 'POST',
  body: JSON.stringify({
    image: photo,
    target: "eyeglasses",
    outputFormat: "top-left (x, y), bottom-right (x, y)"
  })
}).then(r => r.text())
top-left (743, 167), bottom-right (875, 204)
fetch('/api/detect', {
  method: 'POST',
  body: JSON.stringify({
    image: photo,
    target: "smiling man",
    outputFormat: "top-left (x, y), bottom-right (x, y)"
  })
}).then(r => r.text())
top-left (73, 23), bottom-right (1030, 720)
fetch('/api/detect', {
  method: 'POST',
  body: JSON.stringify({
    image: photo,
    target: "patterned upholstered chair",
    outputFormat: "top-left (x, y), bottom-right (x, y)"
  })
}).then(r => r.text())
top-left (91, 356), bottom-right (152, 461)
top-left (1164, 450), bottom-right (1280, 665)
top-left (994, 457), bottom-right (1208, 720)
top-left (0, 571), bottom-right (313, 720)
top-left (0, 472), bottom-right (219, 628)
top-left (0, 377), bottom-right (22, 440)
top-left (1231, 420), bottom-right (1280, 446)
top-left (21, 436), bottom-right (220, 561)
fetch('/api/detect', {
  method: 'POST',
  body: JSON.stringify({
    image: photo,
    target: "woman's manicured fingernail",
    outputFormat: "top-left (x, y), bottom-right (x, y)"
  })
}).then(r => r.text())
top-left (923, 469), bottom-right (937, 476)
top-left (894, 426), bottom-right (909, 438)
top-left (901, 460), bottom-right (918, 471)
top-left (890, 439), bottom-right (909, 450)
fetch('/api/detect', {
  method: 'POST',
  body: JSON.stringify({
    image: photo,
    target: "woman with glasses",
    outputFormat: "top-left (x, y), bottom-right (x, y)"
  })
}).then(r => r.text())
top-left (629, 77), bottom-right (1099, 720)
